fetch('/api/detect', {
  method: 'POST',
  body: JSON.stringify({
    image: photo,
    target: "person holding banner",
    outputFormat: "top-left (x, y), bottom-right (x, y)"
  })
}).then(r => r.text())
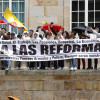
top-left (0, 29), bottom-right (7, 70)
top-left (27, 30), bottom-right (34, 70)
top-left (43, 31), bottom-right (53, 70)
top-left (33, 32), bottom-right (41, 70)
top-left (22, 31), bottom-right (31, 70)
top-left (70, 32), bottom-right (77, 71)
top-left (0, 30), bottom-right (11, 70)
top-left (36, 26), bottom-right (51, 70)
top-left (42, 23), bottom-right (59, 70)
top-left (6, 32), bottom-right (15, 70)
top-left (77, 32), bottom-right (86, 70)
top-left (16, 34), bottom-right (23, 70)
top-left (86, 27), bottom-right (99, 70)
top-left (50, 24), bottom-right (64, 70)
top-left (50, 23), bottom-right (58, 69)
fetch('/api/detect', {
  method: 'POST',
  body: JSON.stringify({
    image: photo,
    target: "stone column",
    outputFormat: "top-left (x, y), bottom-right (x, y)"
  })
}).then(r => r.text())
top-left (11, 61), bottom-right (15, 70)
top-left (63, 0), bottom-right (71, 70)
top-left (25, 0), bottom-right (29, 29)
top-left (64, 0), bottom-right (70, 31)
top-left (0, 61), bottom-right (1, 69)
top-left (20, 61), bottom-right (28, 70)
top-left (63, 60), bottom-right (71, 70)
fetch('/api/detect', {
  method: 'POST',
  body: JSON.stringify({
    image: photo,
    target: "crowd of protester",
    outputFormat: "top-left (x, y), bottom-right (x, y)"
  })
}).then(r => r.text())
top-left (0, 22), bottom-right (100, 71)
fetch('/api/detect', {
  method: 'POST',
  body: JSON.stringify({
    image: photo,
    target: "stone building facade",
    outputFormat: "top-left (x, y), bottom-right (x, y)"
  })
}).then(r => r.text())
top-left (25, 0), bottom-right (70, 31)
top-left (0, 70), bottom-right (100, 100)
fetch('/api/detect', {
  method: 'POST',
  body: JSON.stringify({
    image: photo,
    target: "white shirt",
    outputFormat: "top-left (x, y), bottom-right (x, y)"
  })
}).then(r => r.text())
top-left (23, 36), bottom-right (30, 40)
top-left (87, 34), bottom-right (97, 39)
top-left (33, 37), bottom-right (41, 41)
top-left (92, 30), bottom-right (100, 38)
top-left (85, 30), bottom-right (97, 39)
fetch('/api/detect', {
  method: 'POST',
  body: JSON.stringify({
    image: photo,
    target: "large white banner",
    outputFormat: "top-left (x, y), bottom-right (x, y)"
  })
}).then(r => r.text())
top-left (0, 39), bottom-right (100, 61)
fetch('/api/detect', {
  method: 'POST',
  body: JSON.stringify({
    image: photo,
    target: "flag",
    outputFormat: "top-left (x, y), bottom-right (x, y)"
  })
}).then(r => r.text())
top-left (0, 8), bottom-right (26, 30)
top-left (60, 23), bottom-right (63, 27)
top-left (40, 20), bottom-right (47, 24)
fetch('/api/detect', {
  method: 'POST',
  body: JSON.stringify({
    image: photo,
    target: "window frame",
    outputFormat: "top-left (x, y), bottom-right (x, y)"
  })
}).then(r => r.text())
top-left (0, 0), bottom-right (25, 34)
top-left (71, 0), bottom-right (100, 30)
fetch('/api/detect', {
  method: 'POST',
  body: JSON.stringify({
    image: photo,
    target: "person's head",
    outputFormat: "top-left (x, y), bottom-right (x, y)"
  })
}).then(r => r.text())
top-left (29, 30), bottom-right (34, 37)
top-left (17, 34), bottom-right (22, 39)
top-left (50, 22), bottom-right (54, 25)
top-left (70, 31), bottom-right (75, 39)
top-left (1, 28), bottom-right (6, 33)
top-left (11, 32), bottom-right (15, 39)
top-left (39, 34), bottom-right (43, 39)
top-left (34, 32), bottom-right (39, 39)
top-left (58, 30), bottom-right (63, 36)
top-left (63, 31), bottom-right (69, 39)
top-left (7, 32), bottom-right (11, 39)
top-left (94, 27), bottom-right (99, 32)
top-left (23, 31), bottom-right (29, 37)
top-left (59, 28), bottom-right (64, 33)
top-left (45, 31), bottom-right (51, 39)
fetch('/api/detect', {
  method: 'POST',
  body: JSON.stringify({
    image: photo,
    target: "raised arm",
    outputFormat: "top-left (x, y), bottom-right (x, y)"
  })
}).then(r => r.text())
top-left (41, 27), bottom-right (46, 34)
top-left (36, 26), bottom-right (47, 34)
top-left (92, 30), bottom-right (100, 36)
top-left (51, 25), bottom-right (57, 36)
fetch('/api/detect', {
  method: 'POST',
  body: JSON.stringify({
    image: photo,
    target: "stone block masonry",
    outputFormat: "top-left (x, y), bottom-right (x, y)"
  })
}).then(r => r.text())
top-left (0, 70), bottom-right (100, 100)
top-left (25, 0), bottom-right (70, 31)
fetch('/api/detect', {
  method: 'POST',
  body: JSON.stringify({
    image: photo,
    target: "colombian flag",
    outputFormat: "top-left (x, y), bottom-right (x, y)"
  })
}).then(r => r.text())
top-left (0, 8), bottom-right (26, 30)
top-left (40, 20), bottom-right (47, 24)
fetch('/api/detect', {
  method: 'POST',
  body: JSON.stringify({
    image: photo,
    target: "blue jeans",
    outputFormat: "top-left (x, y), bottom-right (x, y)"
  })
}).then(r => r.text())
top-left (37, 62), bottom-right (41, 68)
top-left (72, 59), bottom-right (77, 68)
top-left (7, 60), bottom-right (12, 68)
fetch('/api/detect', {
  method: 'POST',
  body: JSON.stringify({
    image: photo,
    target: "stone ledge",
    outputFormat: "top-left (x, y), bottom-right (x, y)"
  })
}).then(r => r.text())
top-left (0, 70), bottom-right (100, 75)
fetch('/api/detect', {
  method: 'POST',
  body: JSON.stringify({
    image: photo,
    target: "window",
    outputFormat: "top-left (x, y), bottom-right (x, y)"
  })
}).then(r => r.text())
top-left (0, 0), bottom-right (9, 31)
top-left (0, 0), bottom-right (25, 34)
top-left (71, 0), bottom-right (85, 29)
top-left (71, 0), bottom-right (100, 32)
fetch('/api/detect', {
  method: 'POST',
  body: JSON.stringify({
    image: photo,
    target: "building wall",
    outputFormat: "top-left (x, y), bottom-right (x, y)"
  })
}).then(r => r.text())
top-left (0, 70), bottom-right (100, 100)
top-left (25, 0), bottom-right (71, 32)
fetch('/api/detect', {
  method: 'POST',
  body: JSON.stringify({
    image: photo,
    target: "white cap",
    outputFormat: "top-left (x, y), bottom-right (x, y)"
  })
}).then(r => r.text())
top-left (34, 32), bottom-right (39, 38)
top-left (34, 32), bottom-right (39, 34)
top-left (23, 31), bottom-right (29, 34)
